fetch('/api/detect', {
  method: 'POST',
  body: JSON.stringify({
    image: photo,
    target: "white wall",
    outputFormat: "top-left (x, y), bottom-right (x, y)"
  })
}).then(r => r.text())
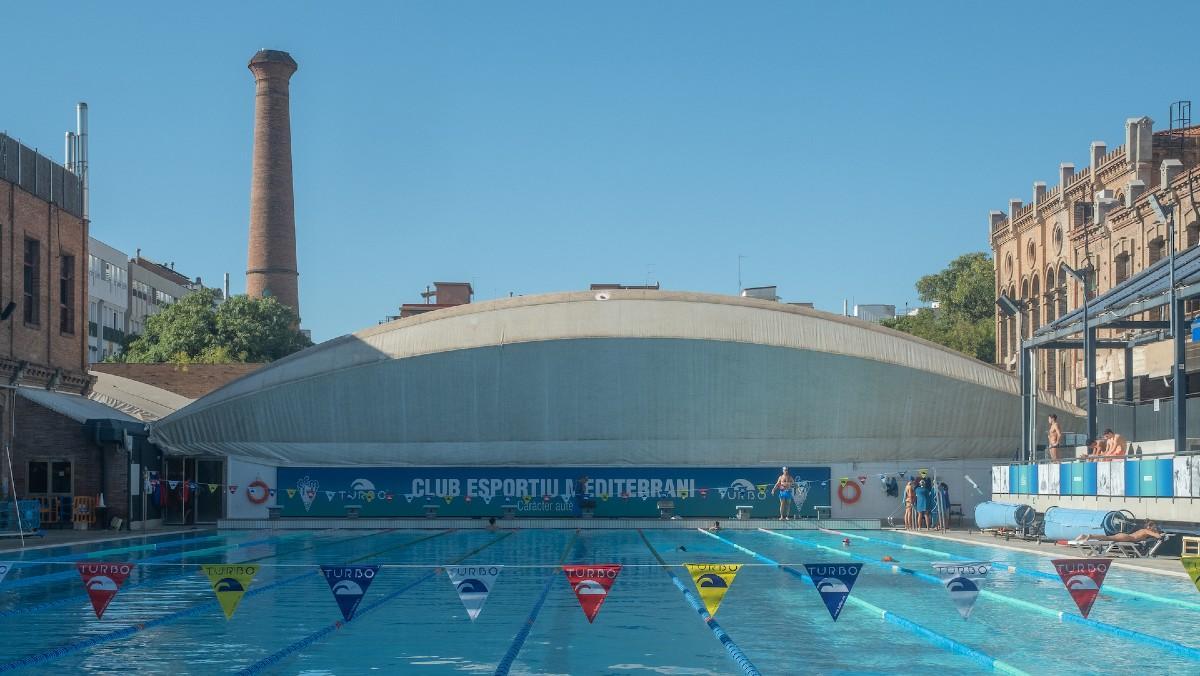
top-left (826, 459), bottom-right (999, 524)
top-left (226, 456), bottom-right (277, 519)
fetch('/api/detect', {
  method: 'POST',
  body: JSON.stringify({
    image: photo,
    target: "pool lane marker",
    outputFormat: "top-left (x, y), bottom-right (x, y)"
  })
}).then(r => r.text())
top-left (493, 533), bottom-right (580, 676)
top-left (763, 529), bottom-right (1200, 663)
top-left (239, 532), bottom-right (514, 675)
top-left (0, 530), bottom-right (314, 591)
top-left (18, 531), bottom-right (234, 564)
top-left (0, 530), bottom-right (455, 672)
top-left (818, 527), bottom-right (1200, 613)
top-left (0, 529), bottom-right (386, 620)
top-left (698, 529), bottom-right (1028, 676)
top-left (637, 530), bottom-right (762, 676)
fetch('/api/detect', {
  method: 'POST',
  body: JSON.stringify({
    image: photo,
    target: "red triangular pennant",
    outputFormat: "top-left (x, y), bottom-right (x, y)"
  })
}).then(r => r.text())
top-left (1052, 558), bottom-right (1110, 618)
top-left (77, 562), bottom-right (133, 619)
top-left (563, 564), bottom-right (621, 623)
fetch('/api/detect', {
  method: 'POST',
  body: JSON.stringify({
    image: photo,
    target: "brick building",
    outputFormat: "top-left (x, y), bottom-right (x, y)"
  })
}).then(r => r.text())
top-left (990, 112), bottom-right (1200, 402)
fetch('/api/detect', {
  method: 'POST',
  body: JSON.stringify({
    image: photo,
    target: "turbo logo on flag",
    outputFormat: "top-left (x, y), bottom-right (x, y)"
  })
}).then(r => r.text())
top-left (203, 564), bottom-right (259, 620)
top-left (563, 564), bottom-right (621, 623)
top-left (1052, 558), bottom-right (1109, 618)
top-left (804, 563), bottom-right (861, 621)
top-left (931, 561), bottom-right (989, 619)
top-left (446, 565), bottom-right (501, 621)
top-left (685, 563), bottom-right (741, 616)
top-left (1183, 557), bottom-right (1200, 593)
top-left (320, 565), bottom-right (379, 621)
top-left (77, 562), bottom-right (133, 619)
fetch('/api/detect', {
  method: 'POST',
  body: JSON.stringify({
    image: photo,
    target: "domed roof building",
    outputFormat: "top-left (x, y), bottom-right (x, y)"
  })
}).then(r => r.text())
top-left (150, 290), bottom-right (1079, 467)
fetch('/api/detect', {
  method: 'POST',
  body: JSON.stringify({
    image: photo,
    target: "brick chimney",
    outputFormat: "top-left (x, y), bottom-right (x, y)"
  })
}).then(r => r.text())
top-left (246, 49), bottom-right (300, 320)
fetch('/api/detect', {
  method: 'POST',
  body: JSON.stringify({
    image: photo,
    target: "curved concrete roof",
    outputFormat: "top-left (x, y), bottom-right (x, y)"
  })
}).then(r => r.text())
top-left (150, 290), bottom-right (1078, 466)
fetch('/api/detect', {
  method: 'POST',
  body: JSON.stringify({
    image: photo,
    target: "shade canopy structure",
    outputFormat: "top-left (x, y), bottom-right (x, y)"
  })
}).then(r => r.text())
top-left (150, 290), bottom-right (1079, 466)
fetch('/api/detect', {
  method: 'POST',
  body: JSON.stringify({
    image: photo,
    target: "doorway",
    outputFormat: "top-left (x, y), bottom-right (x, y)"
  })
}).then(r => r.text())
top-left (163, 457), bottom-right (225, 525)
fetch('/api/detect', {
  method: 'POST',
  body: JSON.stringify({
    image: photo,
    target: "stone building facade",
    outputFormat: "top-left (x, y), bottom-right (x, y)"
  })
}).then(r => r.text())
top-left (990, 115), bottom-right (1200, 402)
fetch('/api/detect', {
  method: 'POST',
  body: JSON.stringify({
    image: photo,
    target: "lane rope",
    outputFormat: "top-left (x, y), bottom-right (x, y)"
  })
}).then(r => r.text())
top-left (493, 533), bottom-right (580, 676)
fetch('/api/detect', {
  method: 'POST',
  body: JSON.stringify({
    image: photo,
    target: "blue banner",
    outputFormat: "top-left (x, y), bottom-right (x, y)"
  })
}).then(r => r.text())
top-left (804, 563), bottom-right (862, 621)
top-left (276, 466), bottom-right (830, 518)
top-left (320, 565), bottom-right (380, 621)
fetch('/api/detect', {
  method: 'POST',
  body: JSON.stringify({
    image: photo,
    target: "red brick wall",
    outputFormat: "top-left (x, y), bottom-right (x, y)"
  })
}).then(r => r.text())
top-left (89, 363), bottom-right (263, 399)
top-left (5, 396), bottom-right (128, 523)
top-left (0, 180), bottom-right (88, 374)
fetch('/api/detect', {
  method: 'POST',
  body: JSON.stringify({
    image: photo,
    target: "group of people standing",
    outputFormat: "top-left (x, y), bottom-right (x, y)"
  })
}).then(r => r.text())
top-left (903, 475), bottom-right (949, 530)
top-left (1046, 414), bottom-right (1128, 461)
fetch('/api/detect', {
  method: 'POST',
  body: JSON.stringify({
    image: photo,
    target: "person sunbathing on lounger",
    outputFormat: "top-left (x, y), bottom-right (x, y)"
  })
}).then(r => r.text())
top-left (1078, 522), bottom-right (1162, 542)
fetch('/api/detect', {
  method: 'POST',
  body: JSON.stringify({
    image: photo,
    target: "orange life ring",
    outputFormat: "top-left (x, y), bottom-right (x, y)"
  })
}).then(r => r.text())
top-left (838, 481), bottom-right (861, 504)
top-left (246, 480), bottom-right (271, 505)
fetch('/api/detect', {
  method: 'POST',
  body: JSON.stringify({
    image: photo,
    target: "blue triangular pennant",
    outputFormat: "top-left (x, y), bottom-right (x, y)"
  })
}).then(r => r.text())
top-left (320, 565), bottom-right (380, 621)
top-left (804, 563), bottom-right (862, 621)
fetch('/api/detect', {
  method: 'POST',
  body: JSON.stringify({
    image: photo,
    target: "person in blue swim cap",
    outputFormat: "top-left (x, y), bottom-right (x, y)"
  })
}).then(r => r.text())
top-left (772, 467), bottom-right (795, 520)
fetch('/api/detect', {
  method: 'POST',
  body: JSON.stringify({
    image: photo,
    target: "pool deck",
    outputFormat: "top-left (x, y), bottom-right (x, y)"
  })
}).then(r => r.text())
top-left (898, 527), bottom-right (1192, 579)
top-left (0, 526), bottom-right (214, 553)
top-left (216, 516), bottom-right (883, 531)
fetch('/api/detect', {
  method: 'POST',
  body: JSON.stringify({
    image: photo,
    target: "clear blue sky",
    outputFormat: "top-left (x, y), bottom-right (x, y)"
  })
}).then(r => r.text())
top-left (5, 1), bottom-right (1199, 341)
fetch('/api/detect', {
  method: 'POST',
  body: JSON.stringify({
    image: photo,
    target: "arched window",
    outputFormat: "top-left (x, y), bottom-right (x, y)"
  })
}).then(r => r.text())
top-left (1008, 286), bottom-right (1018, 359)
top-left (1021, 279), bottom-right (1031, 339)
top-left (1057, 266), bottom-right (1069, 317)
top-left (1030, 276), bottom-right (1041, 333)
top-left (1044, 267), bottom-right (1057, 324)
top-left (1148, 237), bottom-right (1166, 266)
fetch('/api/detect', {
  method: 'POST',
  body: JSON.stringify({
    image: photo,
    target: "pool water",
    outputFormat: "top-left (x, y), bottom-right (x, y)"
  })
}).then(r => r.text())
top-left (0, 528), bottom-right (1197, 674)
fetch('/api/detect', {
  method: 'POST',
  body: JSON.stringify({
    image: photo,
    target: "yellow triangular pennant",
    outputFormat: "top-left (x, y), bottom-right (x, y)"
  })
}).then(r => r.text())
top-left (685, 563), bottom-right (742, 616)
top-left (679, 490), bottom-right (689, 499)
top-left (1183, 556), bottom-right (1200, 593)
top-left (839, 477), bottom-right (849, 487)
top-left (919, 468), bottom-right (929, 478)
top-left (202, 564), bottom-right (259, 620)
top-left (443, 495), bottom-right (453, 504)
top-left (208, 483), bottom-right (218, 494)
top-left (286, 488), bottom-right (297, 499)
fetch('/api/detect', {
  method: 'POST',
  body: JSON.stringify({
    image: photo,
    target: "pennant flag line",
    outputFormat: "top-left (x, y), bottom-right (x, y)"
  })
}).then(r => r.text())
top-left (1184, 557), bottom-right (1200, 593)
top-left (320, 565), bottom-right (379, 621)
top-left (564, 564), bottom-right (621, 623)
top-left (0, 562), bottom-right (10, 586)
top-left (203, 564), bottom-right (260, 620)
top-left (446, 565), bottom-right (502, 621)
top-left (685, 563), bottom-right (741, 617)
top-left (805, 563), bottom-right (861, 621)
top-left (77, 562), bottom-right (133, 619)
top-left (932, 561), bottom-right (989, 620)
top-left (1052, 558), bottom-right (1110, 619)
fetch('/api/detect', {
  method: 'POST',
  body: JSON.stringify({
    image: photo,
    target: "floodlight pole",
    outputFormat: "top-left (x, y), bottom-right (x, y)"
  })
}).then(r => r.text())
top-left (1150, 192), bottom-right (1186, 454)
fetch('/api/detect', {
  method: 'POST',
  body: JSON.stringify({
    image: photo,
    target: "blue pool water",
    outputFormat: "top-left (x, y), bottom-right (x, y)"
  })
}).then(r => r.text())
top-left (0, 527), bottom-right (1197, 674)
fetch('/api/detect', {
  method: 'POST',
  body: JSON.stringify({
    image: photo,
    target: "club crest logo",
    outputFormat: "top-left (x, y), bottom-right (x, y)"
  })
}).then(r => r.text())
top-left (685, 564), bottom-right (742, 616)
top-left (297, 476), bottom-right (319, 512)
top-left (446, 565), bottom-right (502, 621)
top-left (563, 564), bottom-right (621, 623)
top-left (805, 563), bottom-right (862, 621)
top-left (321, 565), bottom-right (379, 621)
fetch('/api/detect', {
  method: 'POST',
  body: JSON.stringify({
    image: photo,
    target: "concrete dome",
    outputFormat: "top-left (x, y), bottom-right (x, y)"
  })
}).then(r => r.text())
top-left (150, 290), bottom-right (1078, 466)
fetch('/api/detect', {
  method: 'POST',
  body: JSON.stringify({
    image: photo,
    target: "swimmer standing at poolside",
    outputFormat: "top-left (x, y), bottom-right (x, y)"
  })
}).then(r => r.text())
top-left (772, 467), bottom-right (796, 520)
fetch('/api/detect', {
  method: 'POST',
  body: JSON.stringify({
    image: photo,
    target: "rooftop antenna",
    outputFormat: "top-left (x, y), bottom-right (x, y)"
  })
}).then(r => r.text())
top-left (737, 254), bottom-right (746, 292)
top-left (1170, 100), bottom-right (1191, 154)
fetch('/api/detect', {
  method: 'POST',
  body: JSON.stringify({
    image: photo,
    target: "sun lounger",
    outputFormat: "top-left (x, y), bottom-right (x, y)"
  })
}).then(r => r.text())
top-left (1066, 533), bottom-right (1172, 558)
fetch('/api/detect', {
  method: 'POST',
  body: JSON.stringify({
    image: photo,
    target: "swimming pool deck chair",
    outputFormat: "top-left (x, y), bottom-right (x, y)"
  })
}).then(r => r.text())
top-left (1071, 533), bottom-right (1173, 558)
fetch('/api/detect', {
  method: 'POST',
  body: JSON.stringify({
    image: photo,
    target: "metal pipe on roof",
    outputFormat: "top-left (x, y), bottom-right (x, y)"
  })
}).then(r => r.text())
top-left (76, 102), bottom-right (88, 220)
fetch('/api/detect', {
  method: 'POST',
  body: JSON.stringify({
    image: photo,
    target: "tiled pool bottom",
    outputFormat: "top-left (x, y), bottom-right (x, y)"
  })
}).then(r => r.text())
top-left (0, 528), bottom-right (1197, 674)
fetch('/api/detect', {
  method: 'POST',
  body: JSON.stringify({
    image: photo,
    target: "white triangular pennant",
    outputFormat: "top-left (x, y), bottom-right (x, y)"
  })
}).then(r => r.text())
top-left (446, 565), bottom-right (501, 620)
top-left (932, 561), bottom-right (989, 620)
top-left (404, 494), bottom-right (414, 503)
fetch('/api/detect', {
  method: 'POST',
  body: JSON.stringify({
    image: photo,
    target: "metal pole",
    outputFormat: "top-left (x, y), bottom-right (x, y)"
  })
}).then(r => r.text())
top-left (1020, 343), bottom-right (1031, 462)
top-left (1169, 207), bottom-right (1187, 454)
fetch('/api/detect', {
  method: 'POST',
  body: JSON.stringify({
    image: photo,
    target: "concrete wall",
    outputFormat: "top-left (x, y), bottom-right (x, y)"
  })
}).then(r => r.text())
top-left (90, 363), bottom-right (262, 399)
top-left (226, 456), bottom-right (276, 519)
top-left (827, 459), bottom-right (996, 523)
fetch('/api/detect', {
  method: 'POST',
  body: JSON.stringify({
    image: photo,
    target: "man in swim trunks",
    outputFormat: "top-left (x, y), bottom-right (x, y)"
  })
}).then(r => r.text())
top-left (772, 467), bottom-right (796, 520)
top-left (904, 477), bottom-right (917, 530)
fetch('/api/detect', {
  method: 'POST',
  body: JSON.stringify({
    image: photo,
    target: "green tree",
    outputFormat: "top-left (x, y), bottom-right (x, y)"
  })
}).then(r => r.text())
top-left (112, 289), bottom-right (311, 364)
top-left (881, 252), bottom-right (996, 363)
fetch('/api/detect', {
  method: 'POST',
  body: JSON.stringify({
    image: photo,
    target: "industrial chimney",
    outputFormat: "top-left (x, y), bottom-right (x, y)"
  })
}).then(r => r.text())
top-left (246, 49), bottom-right (300, 319)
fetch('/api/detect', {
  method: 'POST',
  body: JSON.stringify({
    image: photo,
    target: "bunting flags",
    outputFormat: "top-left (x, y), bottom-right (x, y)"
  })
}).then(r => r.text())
top-left (202, 564), bottom-right (259, 620)
top-left (446, 565), bottom-right (501, 621)
top-left (0, 562), bottom-right (10, 586)
top-left (1051, 558), bottom-right (1110, 618)
top-left (208, 483), bottom-right (218, 494)
top-left (228, 485), bottom-right (238, 495)
top-left (932, 561), bottom-right (989, 619)
top-left (1183, 557), bottom-right (1200, 593)
top-left (804, 563), bottom-right (862, 621)
top-left (286, 489), bottom-right (297, 499)
top-left (857, 476), bottom-right (867, 485)
top-left (326, 491), bottom-right (336, 502)
top-left (685, 563), bottom-right (741, 616)
top-left (564, 564), bottom-right (621, 623)
top-left (77, 562), bottom-right (133, 619)
top-left (320, 565), bottom-right (379, 621)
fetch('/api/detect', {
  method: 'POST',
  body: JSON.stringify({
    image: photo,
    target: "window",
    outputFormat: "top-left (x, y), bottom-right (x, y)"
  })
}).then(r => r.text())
top-left (60, 255), bottom-right (75, 335)
top-left (27, 460), bottom-right (72, 495)
top-left (1115, 253), bottom-right (1131, 285)
top-left (1188, 223), bottom-right (1200, 249)
top-left (23, 238), bottom-right (40, 325)
top-left (1148, 237), bottom-right (1165, 266)
top-left (1073, 202), bottom-right (1094, 228)
top-left (155, 290), bottom-right (174, 305)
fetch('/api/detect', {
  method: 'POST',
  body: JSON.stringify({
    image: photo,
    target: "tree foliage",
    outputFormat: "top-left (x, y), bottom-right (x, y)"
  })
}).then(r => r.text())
top-left (111, 289), bottom-right (311, 364)
top-left (881, 252), bottom-right (996, 363)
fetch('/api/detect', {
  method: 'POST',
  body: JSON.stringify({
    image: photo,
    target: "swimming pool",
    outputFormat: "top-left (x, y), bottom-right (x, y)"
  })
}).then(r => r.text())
top-left (0, 527), bottom-right (1197, 674)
